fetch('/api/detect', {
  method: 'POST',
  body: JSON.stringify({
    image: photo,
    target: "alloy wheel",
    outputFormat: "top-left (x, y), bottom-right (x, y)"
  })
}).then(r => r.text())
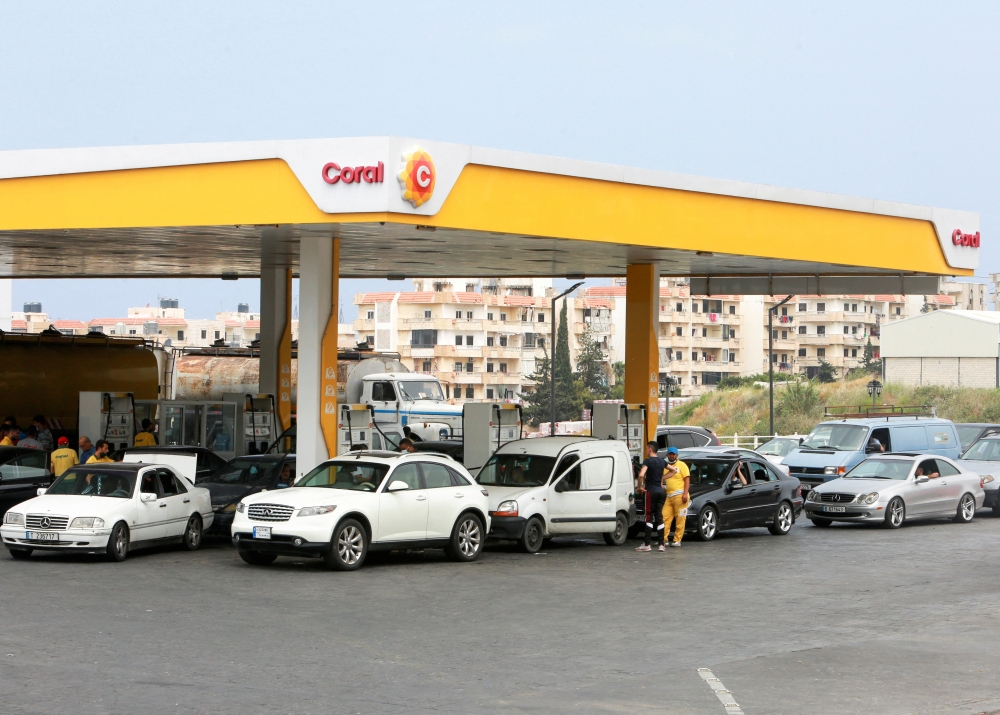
top-left (458, 517), bottom-right (482, 557)
top-left (961, 495), bottom-right (976, 521)
top-left (337, 525), bottom-right (364, 565)
top-left (185, 517), bottom-right (202, 549)
top-left (890, 499), bottom-right (904, 527)
top-left (777, 503), bottom-right (792, 532)
top-left (701, 509), bottom-right (717, 539)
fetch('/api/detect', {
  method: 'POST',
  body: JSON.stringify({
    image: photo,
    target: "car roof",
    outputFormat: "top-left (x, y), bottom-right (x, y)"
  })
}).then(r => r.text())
top-left (817, 418), bottom-right (952, 426)
top-left (328, 450), bottom-right (457, 464)
top-left (113, 445), bottom-right (209, 453)
top-left (656, 425), bottom-right (711, 434)
top-left (67, 462), bottom-right (147, 472)
top-left (228, 454), bottom-right (286, 461)
top-left (866, 453), bottom-right (943, 460)
top-left (956, 423), bottom-right (1000, 428)
top-left (496, 436), bottom-right (600, 457)
top-left (0, 446), bottom-right (40, 458)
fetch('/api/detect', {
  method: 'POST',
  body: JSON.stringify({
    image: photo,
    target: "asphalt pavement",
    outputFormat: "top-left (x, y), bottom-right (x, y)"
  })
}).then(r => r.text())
top-left (2, 511), bottom-right (999, 715)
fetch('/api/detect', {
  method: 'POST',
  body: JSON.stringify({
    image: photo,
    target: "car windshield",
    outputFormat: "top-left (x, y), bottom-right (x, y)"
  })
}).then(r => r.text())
top-left (961, 438), bottom-right (1000, 462)
top-left (477, 454), bottom-right (556, 487)
top-left (757, 438), bottom-right (799, 457)
top-left (844, 459), bottom-right (913, 480)
top-left (800, 424), bottom-right (868, 451)
top-left (205, 459), bottom-right (277, 485)
top-left (296, 461), bottom-right (389, 491)
top-left (47, 469), bottom-right (136, 498)
top-left (957, 427), bottom-right (986, 453)
top-left (686, 459), bottom-right (735, 494)
top-left (397, 380), bottom-right (445, 401)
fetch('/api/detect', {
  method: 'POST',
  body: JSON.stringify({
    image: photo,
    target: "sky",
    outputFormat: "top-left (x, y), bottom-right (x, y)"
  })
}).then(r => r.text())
top-left (1, 1), bottom-right (997, 321)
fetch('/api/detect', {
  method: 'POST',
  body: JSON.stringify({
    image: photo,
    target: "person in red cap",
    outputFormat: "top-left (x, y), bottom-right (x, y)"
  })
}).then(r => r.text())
top-left (50, 436), bottom-right (79, 477)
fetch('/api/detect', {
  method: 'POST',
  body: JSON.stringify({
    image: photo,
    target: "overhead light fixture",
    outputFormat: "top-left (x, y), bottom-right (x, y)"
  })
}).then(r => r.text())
top-left (415, 225), bottom-right (437, 231)
top-left (387, 273), bottom-right (405, 281)
top-left (566, 273), bottom-right (586, 280)
top-left (222, 273), bottom-right (238, 281)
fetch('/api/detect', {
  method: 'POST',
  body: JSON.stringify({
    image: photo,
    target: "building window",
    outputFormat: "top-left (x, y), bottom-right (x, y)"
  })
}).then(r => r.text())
top-left (466, 335), bottom-right (474, 346)
top-left (691, 328), bottom-right (697, 336)
top-left (367, 310), bottom-right (375, 320)
top-left (422, 361), bottom-right (432, 372)
top-left (499, 335), bottom-right (508, 347)
top-left (772, 330), bottom-right (778, 339)
top-left (675, 351), bottom-right (682, 361)
top-left (798, 326), bottom-right (806, 335)
top-left (844, 303), bottom-right (850, 312)
top-left (817, 303), bottom-right (826, 313)
top-left (499, 362), bottom-right (508, 373)
top-left (537, 337), bottom-right (545, 348)
top-left (702, 328), bottom-right (707, 337)
top-left (129, 329), bottom-right (137, 335)
top-left (691, 351), bottom-right (697, 361)
top-left (844, 348), bottom-right (849, 357)
top-left (487, 312), bottom-right (494, 321)
top-left (453, 387), bottom-right (461, 398)
top-left (851, 326), bottom-right (857, 334)
top-left (676, 302), bottom-right (683, 312)
top-left (487, 363), bottom-right (494, 373)
top-left (852, 348), bottom-right (857, 357)
top-left (772, 353), bottom-right (777, 362)
top-left (817, 348), bottom-right (826, 357)
top-left (851, 304), bottom-right (857, 312)
top-left (486, 388), bottom-right (496, 399)
top-left (524, 333), bottom-right (536, 348)
top-left (486, 336), bottom-right (494, 347)
top-left (410, 329), bottom-right (437, 347)
top-left (675, 327), bottom-right (682, 336)
top-left (798, 348), bottom-right (807, 357)
top-left (456, 310), bottom-right (462, 319)
top-left (817, 326), bottom-right (825, 336)
top-left (453, 362), bottom-right (463, 372)
top-left (844, 326), bottom-right (849, 334)
top-left (465, 387), bottom-right (474, 399)
top-left (781, 330), bottom-right (787, 340)
top-left (730, 305), bottom-right (736, 315)
top-left (500, 313), bottom-right (507, 322)
top-left (798, 303), bottom-right (807, 312)
top-left (424, 310), bottom-right (432, 319)
top-left (200, 330), bottom-right (207, 339)
top-left (467, 311), bottom-right (473, 320)
top-left (781, 306), bottom-right (788, 316)
top-left (895, 307), bottom-right (901, 315)
top-left (215, 331), bottom-right (221, 339)
top-left (456, 335), bottom-right (463, 345)
top-left (692, 303), bottom-right (699, 313)
top-left (691, 375), bottom-right (698, 385)
top-left (177, 330), bottom-right (185, 341)
top-left (538, 313), bottom-right (544, 322)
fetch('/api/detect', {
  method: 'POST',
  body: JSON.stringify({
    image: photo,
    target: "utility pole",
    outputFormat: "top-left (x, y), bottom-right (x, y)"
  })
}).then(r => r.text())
top-left (550, 282), bottom-right (584, 435)
top-left (769, 295), bottom-right (793, 437)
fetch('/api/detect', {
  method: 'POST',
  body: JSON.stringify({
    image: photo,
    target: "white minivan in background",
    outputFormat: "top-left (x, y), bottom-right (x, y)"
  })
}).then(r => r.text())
top-left (476, 437), bottom-right (636, 553)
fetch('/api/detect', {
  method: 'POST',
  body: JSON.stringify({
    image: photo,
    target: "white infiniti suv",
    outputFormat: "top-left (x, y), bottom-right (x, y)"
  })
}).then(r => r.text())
top-left (232, 451), bottom-right (490, 570)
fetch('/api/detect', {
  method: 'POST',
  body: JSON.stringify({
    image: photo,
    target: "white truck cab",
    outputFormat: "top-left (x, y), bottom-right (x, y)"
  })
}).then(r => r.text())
top-left (358, 373), bottom-right (463, 443)
top-left (475, 436), bottom-right (636, 552)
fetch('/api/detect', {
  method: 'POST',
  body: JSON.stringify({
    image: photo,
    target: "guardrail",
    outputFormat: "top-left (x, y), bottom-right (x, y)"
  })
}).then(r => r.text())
top-left (717, 433), bottom-right (802, 449)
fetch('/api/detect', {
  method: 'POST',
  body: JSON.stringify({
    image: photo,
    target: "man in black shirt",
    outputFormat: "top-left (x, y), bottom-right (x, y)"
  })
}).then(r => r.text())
top-left (635, 441), bottom-right (667, 552)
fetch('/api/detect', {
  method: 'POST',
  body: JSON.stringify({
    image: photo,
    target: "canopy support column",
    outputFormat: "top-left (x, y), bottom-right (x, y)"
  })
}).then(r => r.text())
top-left (624, 264), bottom-right (661, 444)
top-left (259, 267), bottom-right (293, 431)
top-left (297, 236), bottom-right (340, 477)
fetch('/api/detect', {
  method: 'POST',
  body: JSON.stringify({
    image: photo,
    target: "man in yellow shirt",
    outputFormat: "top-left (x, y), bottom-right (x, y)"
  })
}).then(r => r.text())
top-left (50, 436), bottom-right (79, 476)
top-left (0, 425), bottom-right (17, 447)
top-left (86, 439), bottom-right (114, 464)
top-left (133, 419), bottom-right (158, 447)
top-left (661, 447), bottom-right (691, 547)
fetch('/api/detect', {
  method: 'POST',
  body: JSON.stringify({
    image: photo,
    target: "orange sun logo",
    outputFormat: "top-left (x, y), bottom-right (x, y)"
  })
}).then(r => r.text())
top-left (397, 147), bottom-right (436, 208)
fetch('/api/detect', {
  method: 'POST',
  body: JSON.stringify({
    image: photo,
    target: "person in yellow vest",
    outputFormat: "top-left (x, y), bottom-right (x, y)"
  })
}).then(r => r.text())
top-left (0, 425), bottom-right (18, 446)
top-left (86, 439), bottom-right (114, 464)
top-left (133, 419), bottom-right (158, 447)
top-left (661, 447), bottom-right (691, 548)
top-left (50, 436), bottom-right (79, 477)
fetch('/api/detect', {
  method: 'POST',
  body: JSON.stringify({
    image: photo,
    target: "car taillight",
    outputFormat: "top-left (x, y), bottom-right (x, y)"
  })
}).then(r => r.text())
top-left (981, 477), bottom-right (985, 489)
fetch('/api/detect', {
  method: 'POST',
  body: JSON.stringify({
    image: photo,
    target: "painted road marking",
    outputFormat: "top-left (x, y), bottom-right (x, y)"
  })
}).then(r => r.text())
top-left (698, 668), bottom-right (744, 714)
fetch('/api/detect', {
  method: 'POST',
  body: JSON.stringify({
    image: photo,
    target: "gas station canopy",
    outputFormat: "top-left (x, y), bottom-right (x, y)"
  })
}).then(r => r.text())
top-left (0, 136), bottom-right (979, 292)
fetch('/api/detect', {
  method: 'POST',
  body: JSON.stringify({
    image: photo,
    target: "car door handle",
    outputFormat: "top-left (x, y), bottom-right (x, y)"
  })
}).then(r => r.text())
top-left (600, 495), bottom-right (612, 501)
top-left (749, 489), bottom-right (757, 493)
top-left (159, 503), bottom-right (168, 508)
top-left (183, 499), bottom-right (191, 503)
top-left (415, 495), bottom-right (427, 501)
top-left (773, 486), bottom-right (780, 491)
top-left (453, 493), bottom-right (465, 499)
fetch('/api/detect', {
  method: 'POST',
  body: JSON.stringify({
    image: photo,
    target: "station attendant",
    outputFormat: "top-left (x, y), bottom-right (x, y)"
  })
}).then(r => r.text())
top-left (635, 441), bottom-right (667, 552)
top-left (133, 419), bottom-right (158, 447)
top-left (50, 436), bottom-right (79, 477)
top-left (86, 439), bottom-right (114, 464)
top-left (0, 425), bottom-right (17, 446)
top-left (661, 447), bottom-right (691, 548)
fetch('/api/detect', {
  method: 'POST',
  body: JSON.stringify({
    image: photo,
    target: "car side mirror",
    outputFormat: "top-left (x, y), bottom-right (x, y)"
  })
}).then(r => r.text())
top-left (727, 481), bottom-right (743, 492)
top-left (36, 487), bottom-right (46, 496)
top-left (141, 492), bottom-right (157, 502)
top-left (554, 480), bottom-right (567, 493)
top-left (915, 475), bottom-right (929, 484)
top-left (387, 480), bottom-right (409, 492)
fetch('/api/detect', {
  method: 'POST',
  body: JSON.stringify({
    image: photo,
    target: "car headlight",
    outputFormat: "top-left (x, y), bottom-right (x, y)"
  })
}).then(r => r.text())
top-left (69, 517), bottom-right (105, 529)
top-left (492, 500), bottom-right (518, 517)
top-left (858, 492), bottom-right (879, 505)
top-left (808, 490), bottom-right (822, 502)
top-left (298, 505), bottom-right (337, 517)
top-left (236, 502), bottom-right (246, 514)
top-left (4, 512), bottom-right (24, 526)
top-left (216, 503), bottom-right (237, 513)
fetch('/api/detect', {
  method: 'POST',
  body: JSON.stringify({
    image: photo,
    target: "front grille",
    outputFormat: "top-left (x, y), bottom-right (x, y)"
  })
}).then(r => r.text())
top-left (788, 467), bottom-right (827, 475)
top-left (26, 514), bottom-right (69, 530)
top-left (247, 504), bottom-right (293, 522)
top-left (819, 493), bottom-right (857, 503)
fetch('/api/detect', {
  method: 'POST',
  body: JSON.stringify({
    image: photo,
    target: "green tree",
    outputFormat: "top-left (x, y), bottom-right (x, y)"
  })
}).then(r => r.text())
top-left (609, 361), bottom-right (625, 400)
top-left (860, 337), bottom-right (883, 375)
top-left (575, 326), bottom-right (610, 400)
top-left (520, 351), bottom-right (552, 426)
top-left (553, 300), bottom-right (585, 421)
top-left (816, 359), bottom-right (837, 383)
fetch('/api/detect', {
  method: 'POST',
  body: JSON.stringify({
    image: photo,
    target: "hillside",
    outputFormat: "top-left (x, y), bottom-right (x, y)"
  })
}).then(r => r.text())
top-left (669, 378), bottom-right (1000, 436)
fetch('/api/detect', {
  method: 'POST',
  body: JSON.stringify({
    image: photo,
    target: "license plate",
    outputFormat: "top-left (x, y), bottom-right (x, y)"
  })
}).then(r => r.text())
top-left (253, 526), bottom-right (271, 539)
top-left (822, 506), bottom-right (846, 513)
top-left (26, 531), bottom-right (58, 541)
top-left (800, 485), bottom-right (811, 492)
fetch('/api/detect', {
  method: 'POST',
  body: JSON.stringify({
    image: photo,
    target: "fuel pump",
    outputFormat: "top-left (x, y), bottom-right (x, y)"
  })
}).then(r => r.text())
top-left (591, 402), bottom-right (647, 461)
top-left (462, 402), bottom-right (523, 471)
top-left (224, 393), bottom-right (276, 456)
top-left (78, 391), bottom-right (136, 451)
top-left (338, 404), bottom-right (375, 455)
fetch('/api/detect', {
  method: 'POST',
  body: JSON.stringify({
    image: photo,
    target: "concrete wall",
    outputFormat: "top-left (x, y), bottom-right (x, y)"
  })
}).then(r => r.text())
top-left (881, 310), bottom-right (1000, 358)
top-left (885, 356), bottom-right (998, 388)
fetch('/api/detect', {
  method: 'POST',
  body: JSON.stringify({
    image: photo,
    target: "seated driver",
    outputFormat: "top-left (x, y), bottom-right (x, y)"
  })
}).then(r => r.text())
top-left (509, 466), bottom-right (527, 485)
top-left (732, 462), bottom-right (750, 486)
top-left (141, 474), bottom-right (157, 494)
top-left (276, 464), bottom-right (293, 488)
top-left (915, 462), bottom-right (940, 479)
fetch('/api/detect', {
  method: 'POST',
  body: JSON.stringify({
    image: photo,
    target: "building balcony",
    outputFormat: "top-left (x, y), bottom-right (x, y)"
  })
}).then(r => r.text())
top-left (353, 318), bottom-right (374, 331)
top-left (483, 347), bottom-right (522, 359)
top-left (482, 371), bottom-right (522, 384)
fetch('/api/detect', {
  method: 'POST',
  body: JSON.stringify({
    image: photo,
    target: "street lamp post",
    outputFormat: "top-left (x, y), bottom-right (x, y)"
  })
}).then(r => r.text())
top-left (550, 281), bottom-right (584, 435)
top-left (867, 379), bottom-right (883, 407)
top-left (659, 373), bottom-right (677, 425)
top-left (769, 295), bottom-right (793, 437)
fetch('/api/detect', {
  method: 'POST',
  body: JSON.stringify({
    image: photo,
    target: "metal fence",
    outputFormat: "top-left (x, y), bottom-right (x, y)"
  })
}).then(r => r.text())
top-left (717, 433), bottom-right (802, 449)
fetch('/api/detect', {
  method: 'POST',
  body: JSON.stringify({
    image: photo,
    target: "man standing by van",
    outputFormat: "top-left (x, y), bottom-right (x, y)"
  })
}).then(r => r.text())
top-left (635, 441), bottom-right (667, 552)
top-left (662, 447), bottom-right (691, 547)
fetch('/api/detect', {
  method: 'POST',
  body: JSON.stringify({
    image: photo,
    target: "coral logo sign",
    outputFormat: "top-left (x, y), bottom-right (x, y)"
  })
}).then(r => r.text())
top-left (397, 147), bottom-right (436, 208)
top-left (321, 161), bottom-right (384, 184)
top-left (952, 229), bottom-right (981, 248)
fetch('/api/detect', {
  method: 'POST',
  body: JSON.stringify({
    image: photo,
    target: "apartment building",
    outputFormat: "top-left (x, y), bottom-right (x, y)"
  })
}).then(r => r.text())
top-left (10, 303), bottom-right (88, 335)
top-left (939, 280), bottom-right (988, 311)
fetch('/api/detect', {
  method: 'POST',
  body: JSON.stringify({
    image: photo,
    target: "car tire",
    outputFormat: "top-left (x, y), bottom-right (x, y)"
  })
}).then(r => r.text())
top-left (809, 517), bottom-right (833, 528)
top-left (323, 518), bottom-right (367, 571)
top-left (519, 517), bottom-right (545, 553)
top-left (239, 550), bottom-right (277, 566)
top-left (768, 501), bottom-right (794, 536)
top-left (696, 505), bottom-right (718, 542)
top-left (883, 498), bottom-right (905, 529)
top-left (446, 513), bottom-right (484, 562)
top-left (603, 512), bottom-right (629, 546)
top-left (181, 514), bottom-right (203, 551)
top-left (106, 522), bottom-right (130, 562)
top-left (955, 493), bottom-right (976, 523)
top-left (9, 548), bottom-right (32, 560)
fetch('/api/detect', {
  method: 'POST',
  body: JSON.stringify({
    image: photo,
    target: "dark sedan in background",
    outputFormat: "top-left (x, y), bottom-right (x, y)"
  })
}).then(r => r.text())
top-left (0, 447), bottom-right (52, 511)
top-left (683, 454), bottom-right (803, 541)
top-left (110, 445), bottom-right (229, 482)
top-left (200, 454), bottom-right (296, 535)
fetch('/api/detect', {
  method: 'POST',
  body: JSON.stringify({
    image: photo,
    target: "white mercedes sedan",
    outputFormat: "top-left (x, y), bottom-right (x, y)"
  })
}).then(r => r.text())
top-left (2, 462), bottom-right (214, 561)
top-left (804, 454), bottom-right (985, 528)
top-left (232, 451), bottom-right (489, 570)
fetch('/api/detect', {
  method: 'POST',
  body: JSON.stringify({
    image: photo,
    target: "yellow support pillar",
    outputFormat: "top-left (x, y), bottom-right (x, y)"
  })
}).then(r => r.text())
top-left (624, 264), bottom-right (660, 444)
top-left (320, 238), bottom-right (341, 457)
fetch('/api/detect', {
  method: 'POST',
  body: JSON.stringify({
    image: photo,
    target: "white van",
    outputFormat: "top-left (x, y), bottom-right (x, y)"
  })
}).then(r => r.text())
top-left (475, 437), bottom-right (636, 553)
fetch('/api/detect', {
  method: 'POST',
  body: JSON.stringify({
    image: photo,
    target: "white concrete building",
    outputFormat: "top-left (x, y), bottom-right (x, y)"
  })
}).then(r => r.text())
top-left (881, 310), bottom-right (1000, 388)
